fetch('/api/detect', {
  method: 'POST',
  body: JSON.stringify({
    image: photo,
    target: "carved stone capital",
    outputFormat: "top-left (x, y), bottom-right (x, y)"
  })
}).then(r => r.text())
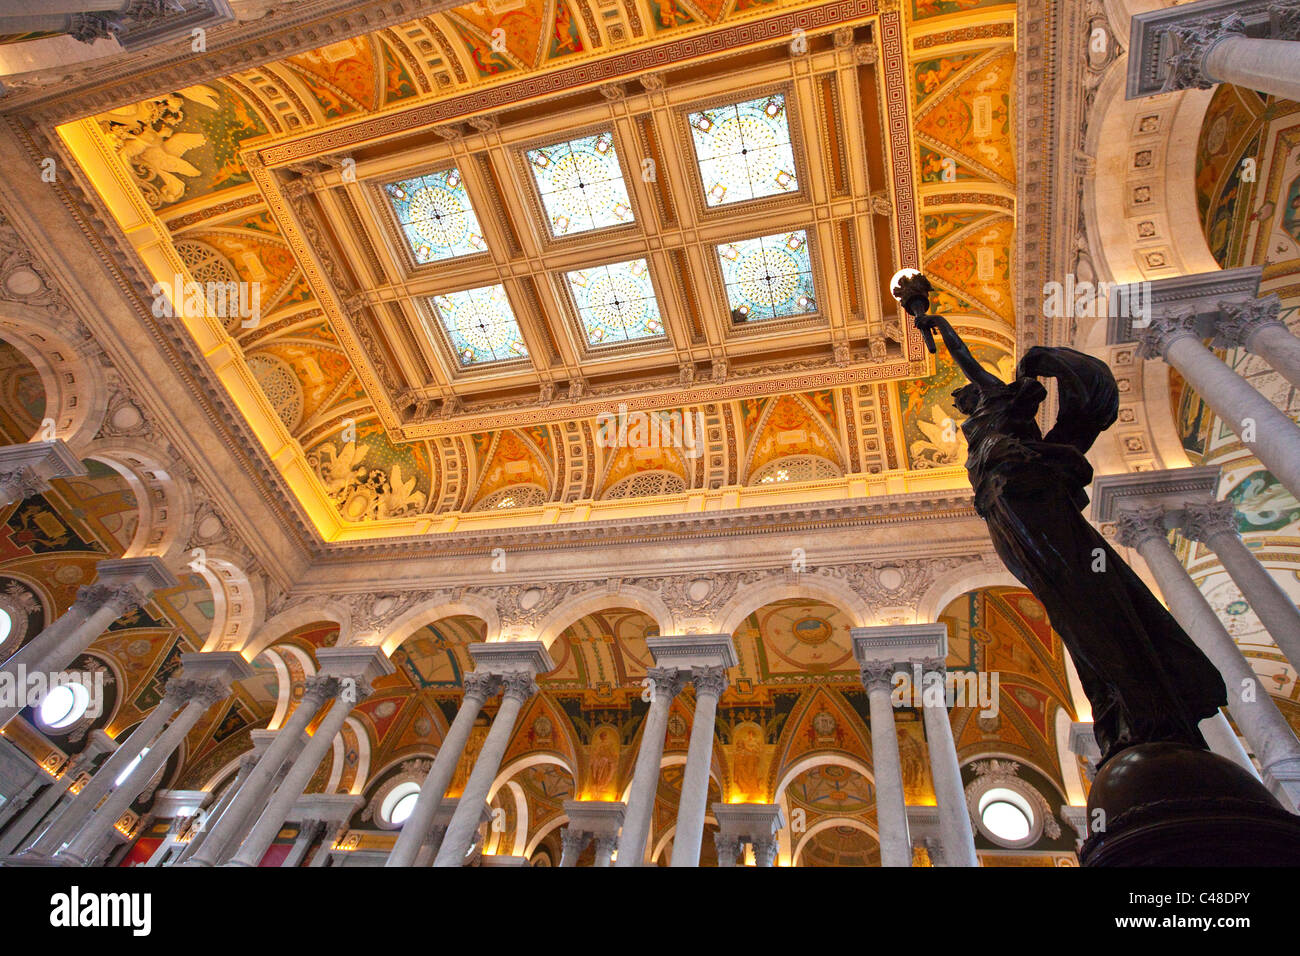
top-left (690, 665), bottom-right (728, 698)
top-left (462, 671), bottom-right (502, 703)
top-left (1180, 498), bottom-right (1239, 543)
top-left (1212, 295), bottom-right (1286, 350)
top-left (74, 582), bottom-right (145, 617)
top-left (913, 656), bottom-right (946, 678)
top-left (170, 677), bottom-right (229, 708)
top-left (1134, 311), bottom-right (1200, 361)
top-left (1113, 505), bottom-right (1171, 550)
top-left (302, 674), bottom-right (342, 703)
top-left (646, 666), bottom-right (685, 701)
top-left (1162, 12), bottom-right (1247, 92)
top-left (0, 466), bottom-right (51, 501)
top-left (753, 837), bottom-right (779, 867)
top-left (500, 671), bottom-right (538, 703)
top-left (69, 13), bottom-right (123, 44)
top-left (860, 659), bottom-right (899, 692)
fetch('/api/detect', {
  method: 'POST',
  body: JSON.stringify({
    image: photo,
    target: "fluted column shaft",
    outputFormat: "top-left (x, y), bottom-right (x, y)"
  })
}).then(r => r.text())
top-left (916, 661), bottom-right (978, 867)
top-left (1139, 316), bottom-right (1300, 500)
top-left (386, 672), bottom-right (498, 867)
top-left (60, 686), bottom-right (222, 864)
top-left (1183, 499), bottom-right (1300, 670)
top-left (0, 583), bottom-right (144, 728)
top-left (185, 678), bottom-right (332, 866)
top-left (615, 667), bottom-right (682, 867)
top-left (227, 682), bottom-right (356, 867)
top-left (670, 666), bottom-right (726, 867)
top-left (1119, 507), bottom-right (1300, 809)
top-left (27, 694), bottom-right (179, 855)
top-left (863, 661), bottom-right (911, 867)
top-left (433, 673), bottom-right (536, 867)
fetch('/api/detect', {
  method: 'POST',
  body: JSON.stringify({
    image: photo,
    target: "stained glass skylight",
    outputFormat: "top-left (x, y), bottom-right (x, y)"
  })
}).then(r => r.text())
top-left (384, 167), bottom-right (487, 264)
top-left (428, 284), bottom-right (528, 367)
top-left (564, 258), bottom-right (664, 347)
top-left (717, 230), bottom-right (817, 322)
top-left (526, 131), bottom-right (635, 237)
top-left (688, 93), bottom-right (799, 207)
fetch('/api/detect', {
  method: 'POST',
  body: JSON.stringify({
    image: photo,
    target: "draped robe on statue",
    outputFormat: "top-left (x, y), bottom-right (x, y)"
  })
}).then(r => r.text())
top-left (954, 345), bottom-right (1226, 764)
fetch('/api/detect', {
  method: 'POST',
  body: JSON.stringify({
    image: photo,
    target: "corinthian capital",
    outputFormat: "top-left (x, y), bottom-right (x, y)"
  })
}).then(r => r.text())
top-left (1211, 295), bottom-right (1285, 350)
top-left (860, 659), bottom-right (899, 692)
top-left (646, 666), bottom-right (685, 701)
top-left (74, 582), bottom-right (145, 616)
top-left (913, 656), bottom-right (947, 678)
top-left (500, 671), bottom-right (539, 703)
top-left (302, 675), bottom-right (342, 702)
top-left (1162, 12), bottom-right (1246, 91)
top-left (1113, 505), bottom-right (1171, 550)
top-left (462, 671), bottom-right (502, 702)
top-left (1180, 499), bottom-right (1239, 543)
top-left (1134, 311), bottom-right (1200, 361)
top-left (690, 665), bottom-right (728, 698)
top-left (0, 466), bottom-right (50, 501)
top-left (170, 678), bottom-right (229, 708)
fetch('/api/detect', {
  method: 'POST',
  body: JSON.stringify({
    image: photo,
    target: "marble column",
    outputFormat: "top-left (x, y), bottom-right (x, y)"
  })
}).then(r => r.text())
top-left (562, 800), bottom-right (624, 867)
top-left (558, 827), bottom-right (589, 867)
top-left (0, 730), bottom-right (113, 855)
top-left (24, 691), bottom-right (181, 857)
top-left (0, 440), bottom-right (85, 508)
top-left (184, 680), bottom-right (334, 867)
top-left (592, 834), bottom-right (617, 867)
top-left (58, 677), bottom-right (231, 864)
top-left (915, 658), bottom-right (979, 867)
top-left (1212, 294), bottom-right (1300, 392)
top-left (1180, 499), bottom-right (1300, 670)
top-left (172, 741), bottom-right (268, 865)
top-left (385, 670), bottom-right (500, 867)
top-left (615, 666), bottom-right (683, 867)
top-left (1168, 13), bottom-right (1300, 101)
top-left (712, 832), bottom-right (741, 867)
top-left (432, 671), bottom-right (539, 866)
top-left (860, 659), bottom-right (912, 867)
top-left (1116, 505), bottom-right (1300, 809)
top-left (671, 666), bottom-right (727, 867)
top-left (1, 556), bottom-right (177, 728)
top-left (712, 802), bottom-right (785, 868)
top-left (1136, 311), bottom-right (1300, 500)
top-left (226, 646), bottom-right (392, 867)
top-left (1201, 710), bottom-right (1261, 778)
top-left (282, 819), bottom-right (325, 868)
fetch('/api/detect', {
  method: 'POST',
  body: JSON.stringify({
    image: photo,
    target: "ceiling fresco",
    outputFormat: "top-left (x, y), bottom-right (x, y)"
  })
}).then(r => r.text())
top-left (59, 0), bottom-right (1019, 542)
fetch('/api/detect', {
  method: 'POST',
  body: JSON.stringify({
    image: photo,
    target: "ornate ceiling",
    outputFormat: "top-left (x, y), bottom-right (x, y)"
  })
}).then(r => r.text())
top-left (59, 0), bottom-right (1018, 542)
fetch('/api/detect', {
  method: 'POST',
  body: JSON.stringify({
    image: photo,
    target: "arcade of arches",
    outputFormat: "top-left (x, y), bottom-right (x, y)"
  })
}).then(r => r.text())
top-left (0, 0), bottom-right (1296, 868)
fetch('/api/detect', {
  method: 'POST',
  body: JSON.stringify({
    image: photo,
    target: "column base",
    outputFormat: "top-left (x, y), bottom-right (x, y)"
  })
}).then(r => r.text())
top-left (1081, 743), bottom-right (1300, 866)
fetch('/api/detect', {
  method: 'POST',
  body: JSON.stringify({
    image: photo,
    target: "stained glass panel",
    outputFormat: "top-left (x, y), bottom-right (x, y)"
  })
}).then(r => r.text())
top-left (526, 131), bottom-right (635, 236)
top-left (565, 258), bottom-right (664, 347)
top-left (717, 230), bottom-right (817, 322)
top-left (428, 284), bottom-right (529, 367)
top-left (385, 167), bottom-right (487, 264)
top-left (688, 94), bottom-right (798, 207)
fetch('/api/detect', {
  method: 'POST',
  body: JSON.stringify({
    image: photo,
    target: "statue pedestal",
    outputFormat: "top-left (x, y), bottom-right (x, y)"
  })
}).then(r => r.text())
top-left (1081, 743), bottom-right (1300, 866)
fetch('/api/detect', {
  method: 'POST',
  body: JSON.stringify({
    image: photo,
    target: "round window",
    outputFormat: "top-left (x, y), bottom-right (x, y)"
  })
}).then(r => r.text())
top-left (978, 786), bottom-right (1035, 844)
top-left (380, 781), bottom-right (422, 827)
top-left (38, 682), bottom-right (90, 730)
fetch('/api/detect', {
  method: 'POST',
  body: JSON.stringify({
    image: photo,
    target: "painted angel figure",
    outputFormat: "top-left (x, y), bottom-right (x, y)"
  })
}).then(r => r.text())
top-left (914, 314), bottom-right (1226, 764)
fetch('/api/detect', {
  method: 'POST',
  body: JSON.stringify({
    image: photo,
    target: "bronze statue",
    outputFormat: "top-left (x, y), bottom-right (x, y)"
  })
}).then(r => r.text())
top-left (909, 308), bottom-right (1226, 765)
